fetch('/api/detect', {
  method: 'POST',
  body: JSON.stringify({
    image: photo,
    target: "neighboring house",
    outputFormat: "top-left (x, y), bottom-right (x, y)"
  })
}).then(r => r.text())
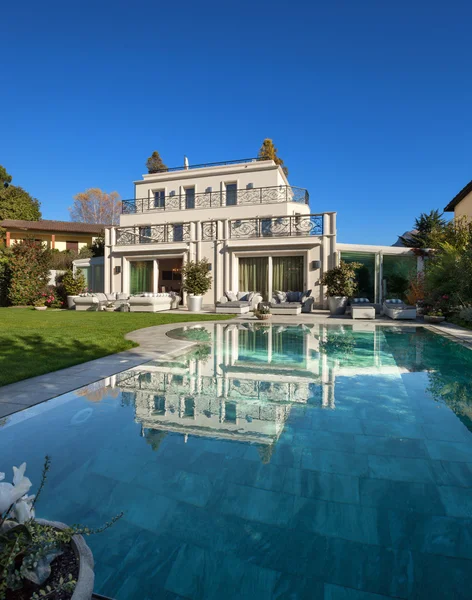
top-left (0, 219), bottom-right (104, 252)
top-left (104, 158), bottom-right (337, 307)
top-left (444, 180), bottom-right (472, 219)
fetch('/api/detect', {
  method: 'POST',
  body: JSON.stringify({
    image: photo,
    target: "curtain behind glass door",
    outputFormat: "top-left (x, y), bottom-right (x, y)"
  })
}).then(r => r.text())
top-left (272, 256), bottom-right (304, 292)
top-left (238, 257), bottom-right (268, 300)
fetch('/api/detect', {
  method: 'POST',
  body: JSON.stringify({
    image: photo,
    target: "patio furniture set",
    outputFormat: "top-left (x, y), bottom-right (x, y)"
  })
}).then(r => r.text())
top-left (72, 292), bottom-right (181, 313)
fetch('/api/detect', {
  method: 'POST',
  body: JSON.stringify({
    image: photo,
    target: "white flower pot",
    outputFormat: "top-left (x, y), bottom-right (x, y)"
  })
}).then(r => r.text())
top-left (328, 296), bottom-right (348, 315)
top-left (187, 295), bottom-right (203, 312)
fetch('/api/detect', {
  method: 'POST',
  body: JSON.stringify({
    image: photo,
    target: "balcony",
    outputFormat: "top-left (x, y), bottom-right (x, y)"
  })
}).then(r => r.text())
top-left (122, 185), bottom-right (309, 215)
top-left (114, 214), bottom-right (323, 247)
top-left (229, 214), bottom-right (323, 239)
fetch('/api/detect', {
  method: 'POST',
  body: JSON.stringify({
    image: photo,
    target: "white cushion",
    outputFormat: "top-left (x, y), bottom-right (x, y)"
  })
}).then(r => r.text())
top-left (226, 291), bottom-right (238, 302)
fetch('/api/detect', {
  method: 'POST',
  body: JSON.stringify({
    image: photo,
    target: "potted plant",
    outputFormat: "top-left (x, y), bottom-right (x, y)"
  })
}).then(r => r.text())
top-left (103, 301), bottom-right (115, 312)
top-left (0, 457), bottom-right (122, 600)
top-left (424, 309), bottom-right (445, 324)
top-left (254, 303), bottom-right (272, 320)
top-left (319, 261), bottom-right (361, 315)
top-left (33, 295), bottom-right (47, 311)
top-left (60, 269), bottom-right (87, 309)
top-left (181, 259), bottom-right (212, 312)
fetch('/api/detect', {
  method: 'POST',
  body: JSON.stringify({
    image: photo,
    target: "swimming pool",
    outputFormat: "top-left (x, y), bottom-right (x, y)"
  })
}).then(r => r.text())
top-left (1, 323), bottom-right (472, 599)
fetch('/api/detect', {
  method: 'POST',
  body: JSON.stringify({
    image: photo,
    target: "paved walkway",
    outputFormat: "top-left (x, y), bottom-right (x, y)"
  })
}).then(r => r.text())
top-left (1, 313), bottom-right (471, 419)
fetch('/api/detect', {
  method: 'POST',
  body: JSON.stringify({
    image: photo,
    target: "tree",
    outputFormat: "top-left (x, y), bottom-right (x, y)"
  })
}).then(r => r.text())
top-left (258, 139), bottom-right (289, 177)
top-left (0, 165), bottom-right (12, 188)
top-left (399, 209), bottom-right (447, 248)
top-left (0, 164), bottom-right (41, 222)
top-left (8, 239), bottom-right (51, 305)
top-left (146, 151), bottom-right (168, 174)
top-left (69, 188), bottom-right (121, 225)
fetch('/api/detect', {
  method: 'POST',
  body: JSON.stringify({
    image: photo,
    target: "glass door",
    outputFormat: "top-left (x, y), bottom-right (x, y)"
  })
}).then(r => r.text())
top-left (130, 261), bottom-right (153, 295)
top-left (272, 256), bottom-right (304, 292)
top-left (238, 257), bottom-right (268, 300)
top-left (226, 183), bottom-right (237, 206)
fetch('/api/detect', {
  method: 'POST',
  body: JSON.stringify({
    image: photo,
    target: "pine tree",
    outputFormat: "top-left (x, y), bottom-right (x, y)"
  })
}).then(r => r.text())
top-left (258, 139), bottom-right (289, 177)
top-left (399, 209), bottom-right (447, 248)
top-left (146, 151), bottom-right (168, 174)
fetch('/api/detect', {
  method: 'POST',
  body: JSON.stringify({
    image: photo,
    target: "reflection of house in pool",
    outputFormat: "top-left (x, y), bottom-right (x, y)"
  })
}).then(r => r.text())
top-left (116, 323), bottom-right (433, 447)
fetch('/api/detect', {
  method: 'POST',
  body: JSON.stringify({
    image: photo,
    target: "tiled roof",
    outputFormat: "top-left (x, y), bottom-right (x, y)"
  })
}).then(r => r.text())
top-left (0, 219), bottom-right (105, 234)
top-left (444, 180), bottom-right (472, 212)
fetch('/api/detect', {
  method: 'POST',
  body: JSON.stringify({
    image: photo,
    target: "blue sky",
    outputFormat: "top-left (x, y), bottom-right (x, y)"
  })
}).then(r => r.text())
top-left (1, 0), bottom-right (471, 244)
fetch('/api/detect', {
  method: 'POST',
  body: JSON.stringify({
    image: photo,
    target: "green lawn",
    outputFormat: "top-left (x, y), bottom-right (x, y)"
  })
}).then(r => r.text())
top-left (0, 308), bottom-right (231, 387)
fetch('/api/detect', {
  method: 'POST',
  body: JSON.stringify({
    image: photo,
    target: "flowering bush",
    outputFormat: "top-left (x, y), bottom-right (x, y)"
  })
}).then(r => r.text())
top-left (7, 239), bottom-right (51, 306)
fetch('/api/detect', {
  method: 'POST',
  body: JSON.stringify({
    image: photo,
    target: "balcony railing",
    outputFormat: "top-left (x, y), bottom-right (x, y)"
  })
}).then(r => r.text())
top-left (115, 223), bottom-right (192, 245)
top-left (122, 185), bottom-right (309, 214)
top-left (150, 157), bottom-right (261, 173)
top-left (229, 214), bottom-right (323, 239)
top-left (114, 215), bottom-right (324, 246)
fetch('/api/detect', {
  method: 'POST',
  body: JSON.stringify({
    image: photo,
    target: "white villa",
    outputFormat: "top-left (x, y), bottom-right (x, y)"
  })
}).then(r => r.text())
top-left (84, 157), bottom-right (421, 306)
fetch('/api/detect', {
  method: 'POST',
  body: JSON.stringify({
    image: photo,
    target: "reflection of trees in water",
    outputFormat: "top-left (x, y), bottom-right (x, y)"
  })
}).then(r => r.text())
top-left (144, 429), bottom-right (168, 452)
top-left (257, 444), bottom-right (275, 464)
top-left (427, 370), bottom-right (472, 432)
top-left (319, 330), bottom-right (356, 359)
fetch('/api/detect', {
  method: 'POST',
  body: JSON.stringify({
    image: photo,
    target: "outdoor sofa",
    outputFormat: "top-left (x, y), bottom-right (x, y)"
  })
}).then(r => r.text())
top-left (383, 299), bottom-right (417, 320)
top-left (216, 291), bottom-right (262, 314)
top-left (74, 292), bottom-right (129, 311)
top-left (128, 293), bottom-right (174, 312)
top-left (269, 290), bottom-right (313, 315)
top-left (74, 292), bottom-right (179, 312)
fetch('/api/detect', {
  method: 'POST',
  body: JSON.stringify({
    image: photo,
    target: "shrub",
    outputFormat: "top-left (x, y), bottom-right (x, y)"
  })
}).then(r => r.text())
top-left (60, 268), bottom-right (87, 297)
top-left (0, 247), bottom-right (11, 307)
top-left (181, 259), bottom-right (212, 296)
top-left (459, 306), bottom-right (472, 323)
top-left (8, 239), bottom-right (51, 306)
top-left (319, 261), bottom-right (361, 297)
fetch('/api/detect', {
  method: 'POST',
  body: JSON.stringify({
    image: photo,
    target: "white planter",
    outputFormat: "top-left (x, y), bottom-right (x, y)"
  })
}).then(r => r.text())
top-left (187, 295), bottom-right (203, 312)
top-left (328, 296), bottom-right (348, 315)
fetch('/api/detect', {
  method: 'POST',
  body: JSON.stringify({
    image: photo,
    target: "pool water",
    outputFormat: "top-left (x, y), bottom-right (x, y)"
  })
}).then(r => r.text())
top-left (1, 323), bottom-right (472, 599)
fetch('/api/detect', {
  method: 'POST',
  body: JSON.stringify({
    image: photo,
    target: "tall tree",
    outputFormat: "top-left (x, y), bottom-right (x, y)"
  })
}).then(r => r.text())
top-left (399, 209), bottom-right (447, 248)
top-left (0, 164), bottom-right (41, 221)
top-left (258, 139), bottom-right (289, 177)
top-left (0, 165), bottom-right (12, 188)
top-left (69, 188), bottom-right (121, 225)
top-left (146, 151), bottom-right (168, 174)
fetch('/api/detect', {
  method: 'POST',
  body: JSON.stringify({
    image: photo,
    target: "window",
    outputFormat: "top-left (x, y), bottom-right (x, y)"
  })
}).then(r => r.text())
top-left (154, 395), bottom-right (166, 415)
top-left (185, 187), bottom-right (195, 209)
top-left (226, 183), bottom-right (237, 206)
top-left (173, 224), bottom-right (184, 242)
top-left (66, 241), bottom-right (79, 252)
top-left (139, 226), bottom-right (152, 243)
top-left (184, 397), bottom-right (195, 418)
top-left (154, 191), bottom-right (165, 209)
top-left (261, 219), bottom-right (272, 236)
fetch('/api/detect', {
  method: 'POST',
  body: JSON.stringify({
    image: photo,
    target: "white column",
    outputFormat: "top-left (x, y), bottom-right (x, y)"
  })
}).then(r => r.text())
top-left (223, 221), bottom-right (230, 292)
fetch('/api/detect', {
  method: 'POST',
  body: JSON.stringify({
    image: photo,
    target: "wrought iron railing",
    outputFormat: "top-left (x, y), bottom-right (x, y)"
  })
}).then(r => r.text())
top-left (122, 185), bottom-right (309, 214)
top-left (115, 223), bottom-right (192, 245)
top-left (114, 214), bottom-right (323, 246)
top-left (151, 157), bottom-right (261, 173)
top-left (229, 214), bottom-right (323, 239)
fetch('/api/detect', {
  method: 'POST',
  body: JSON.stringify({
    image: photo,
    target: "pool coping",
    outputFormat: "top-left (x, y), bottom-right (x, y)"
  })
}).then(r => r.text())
top-left (1, 315), bottom-right (471, 419)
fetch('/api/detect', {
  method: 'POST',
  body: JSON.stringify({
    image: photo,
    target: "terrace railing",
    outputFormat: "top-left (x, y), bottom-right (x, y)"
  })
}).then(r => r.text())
top-left (115, 223), bottom-right (192, 245)
top-left (114, 215), bottom-right (324, 246)
top-left (122, 185), bottom-right (309, 215)
top-left (228, 214), bottom-right (324, 239)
